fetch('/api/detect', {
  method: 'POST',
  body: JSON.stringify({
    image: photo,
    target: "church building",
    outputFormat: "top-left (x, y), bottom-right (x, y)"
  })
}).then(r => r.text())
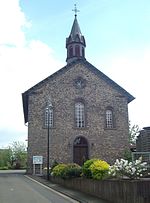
top-left (22, 11), bottom-right (134, 174)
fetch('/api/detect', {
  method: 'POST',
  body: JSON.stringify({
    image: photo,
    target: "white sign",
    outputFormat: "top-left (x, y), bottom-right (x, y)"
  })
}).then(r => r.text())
top-left (33, 156), bottom-right (43, 164)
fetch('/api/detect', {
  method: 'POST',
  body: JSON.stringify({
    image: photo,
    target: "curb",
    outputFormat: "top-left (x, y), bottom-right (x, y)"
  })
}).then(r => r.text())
top-left (26, 175), bottom-right (85, 203)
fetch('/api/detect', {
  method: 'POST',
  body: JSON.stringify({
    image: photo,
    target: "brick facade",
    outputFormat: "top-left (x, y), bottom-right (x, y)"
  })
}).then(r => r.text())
top-left (23, 60), bottom-right (134, 174)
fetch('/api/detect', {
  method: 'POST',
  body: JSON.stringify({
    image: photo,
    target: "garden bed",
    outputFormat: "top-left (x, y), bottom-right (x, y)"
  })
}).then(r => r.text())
top-left (50, 176), bottom-right (150, 203)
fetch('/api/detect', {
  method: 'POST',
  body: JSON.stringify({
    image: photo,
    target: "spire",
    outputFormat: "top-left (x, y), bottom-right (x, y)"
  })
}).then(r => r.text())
top-left (70, 16), bottom-right (82, 40)
top-left (66, 5), bottom-right (86, 64)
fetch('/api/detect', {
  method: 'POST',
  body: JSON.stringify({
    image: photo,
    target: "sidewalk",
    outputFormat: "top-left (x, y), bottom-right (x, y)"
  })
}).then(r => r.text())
top-left (28, 175), bottom-right (111, 203)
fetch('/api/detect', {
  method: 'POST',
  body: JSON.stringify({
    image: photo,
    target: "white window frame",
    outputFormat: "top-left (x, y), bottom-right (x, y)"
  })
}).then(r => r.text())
top-left (75, 102), bottom-right (85, 128)
top-left (106, 109), bottom-right (113, 128)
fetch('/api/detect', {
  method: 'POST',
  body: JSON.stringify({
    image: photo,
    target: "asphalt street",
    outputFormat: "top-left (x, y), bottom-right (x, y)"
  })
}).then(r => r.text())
top-left (0, 171), bottom-right (79, 203)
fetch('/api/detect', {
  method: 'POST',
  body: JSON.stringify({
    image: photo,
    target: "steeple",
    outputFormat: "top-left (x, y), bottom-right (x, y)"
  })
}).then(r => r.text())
top-left (66, 5), bottom-right (86, 64)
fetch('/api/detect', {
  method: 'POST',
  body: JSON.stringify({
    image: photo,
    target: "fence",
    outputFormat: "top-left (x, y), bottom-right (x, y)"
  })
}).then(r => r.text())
top-left (51, 176), bottom-right (150, 203)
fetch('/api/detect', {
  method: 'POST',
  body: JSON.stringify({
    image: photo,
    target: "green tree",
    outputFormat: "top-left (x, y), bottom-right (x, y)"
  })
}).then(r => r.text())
top-left (0, 148), bottom-right (12, 169)
top-left (9, 141), bottom-right (27, 169)
top-left (123, 122), bottom-right (140, 162)
top-left (129, 122), bottom-right (140, 145)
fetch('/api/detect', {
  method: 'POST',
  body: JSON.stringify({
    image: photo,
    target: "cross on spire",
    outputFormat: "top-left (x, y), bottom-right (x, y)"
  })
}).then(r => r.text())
top-left (72, 4), bottom-right (80, 17)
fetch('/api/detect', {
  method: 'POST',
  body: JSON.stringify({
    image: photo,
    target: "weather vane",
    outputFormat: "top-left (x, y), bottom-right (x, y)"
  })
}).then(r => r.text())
top-left (72, 4), bottom-right (80, 17)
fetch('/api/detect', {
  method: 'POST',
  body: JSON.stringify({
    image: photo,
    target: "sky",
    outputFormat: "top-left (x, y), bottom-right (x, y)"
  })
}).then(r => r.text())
top-left (0, 0), bottom-right (150, 148)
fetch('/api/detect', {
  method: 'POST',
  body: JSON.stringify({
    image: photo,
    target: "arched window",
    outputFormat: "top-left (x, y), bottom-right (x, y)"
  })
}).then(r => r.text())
top-left (69, 46), bottom-right (73, 57)
top-left (106, 109), bottom-right (113, 128)
top-left (45, 106), bottom-right (53, 128)
top-left (75, 45), bottom-right (80, 57)
top-left (75, 102), bottom-right (85, 128)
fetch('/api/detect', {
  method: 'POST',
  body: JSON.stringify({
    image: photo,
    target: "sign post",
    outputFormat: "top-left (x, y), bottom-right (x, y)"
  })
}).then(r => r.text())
top-left (33, 156), bottom-right (43, 175)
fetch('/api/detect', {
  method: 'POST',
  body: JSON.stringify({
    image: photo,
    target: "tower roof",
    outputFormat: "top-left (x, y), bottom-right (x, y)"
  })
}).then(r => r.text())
top-left (66, 15), bottom-right (86, 46)
top-left (66, 13), bottom-right (86, 63)
top-left (70, 16), bottom-right (82, 40)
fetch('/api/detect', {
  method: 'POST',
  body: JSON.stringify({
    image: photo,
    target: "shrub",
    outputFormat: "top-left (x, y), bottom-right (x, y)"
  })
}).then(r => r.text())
top-left (82, 159), bottom-right (98, 178)
top-left (14, 162), bottom-right (21, 169)
top-left (51, 163), bottom-right (67, 177)
top-left (0, 166), bottom-right (9, 170)
top-left (61, 163), bottom-right (82, 179)
top-left (123, 149), bottom-right (132, 162)
top-left (51, 160), bottom-right (59, 171)
top-left (90, 160), bottom-right (110, 180)
top-left (109, 157), bottom-right (148, 179)
top-left (51, 163), bottom-right (82, 179)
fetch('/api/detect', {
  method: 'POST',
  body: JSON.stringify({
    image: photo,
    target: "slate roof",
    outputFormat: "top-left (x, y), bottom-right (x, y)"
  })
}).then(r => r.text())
top-left (70, 16), bottom-right (82, 38)
top-left (22, 59), bottom-right (135, 123)
top-left (66, 15), bottom-right (86, 47)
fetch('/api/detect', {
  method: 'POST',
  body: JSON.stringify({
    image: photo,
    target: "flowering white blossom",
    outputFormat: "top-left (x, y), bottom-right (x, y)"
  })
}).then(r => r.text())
top-left (109, 157), bottom-right (148, 179)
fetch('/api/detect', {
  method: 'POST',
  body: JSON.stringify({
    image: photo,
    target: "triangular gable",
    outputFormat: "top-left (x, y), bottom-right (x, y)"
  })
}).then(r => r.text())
top-left (22, 59), bottom-right (135, 123)
top-left (83, 60), bottom-right (135, 103)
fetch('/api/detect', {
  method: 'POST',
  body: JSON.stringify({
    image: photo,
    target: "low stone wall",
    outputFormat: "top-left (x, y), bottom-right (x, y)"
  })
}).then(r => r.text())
top-left (50, 177), bottom-right (150, 203)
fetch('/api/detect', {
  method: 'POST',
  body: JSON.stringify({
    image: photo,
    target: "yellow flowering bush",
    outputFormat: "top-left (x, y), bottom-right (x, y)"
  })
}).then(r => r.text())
top-left (82, 159), bottom-right (98, 178)
top-left (51, 163), bottom-right (82, 179)
top-left (90, 160), bottom-right (110, 180)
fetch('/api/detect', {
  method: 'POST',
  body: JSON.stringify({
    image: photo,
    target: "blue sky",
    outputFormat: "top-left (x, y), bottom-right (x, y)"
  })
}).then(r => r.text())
top-left (0, 0), bottom-right (150, 147)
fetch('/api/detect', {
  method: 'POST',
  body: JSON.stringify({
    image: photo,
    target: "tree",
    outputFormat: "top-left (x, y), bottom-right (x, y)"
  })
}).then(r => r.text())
top-left (129, 122), bottom-right (140, 145)
top-left (0, 148), bottom-right (12, 169)
top-left (123, 122), bottom-right (140, 162)
top-left (9, 141), bottom-right (27, 169)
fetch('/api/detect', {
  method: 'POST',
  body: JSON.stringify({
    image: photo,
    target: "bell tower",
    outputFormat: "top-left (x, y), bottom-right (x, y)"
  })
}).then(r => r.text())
top-left (66, 4), bottom-right (86, 64)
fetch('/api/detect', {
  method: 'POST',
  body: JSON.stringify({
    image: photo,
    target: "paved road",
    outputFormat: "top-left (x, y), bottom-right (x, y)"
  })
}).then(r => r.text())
top-left (0, 171), bottom-right (78, 203)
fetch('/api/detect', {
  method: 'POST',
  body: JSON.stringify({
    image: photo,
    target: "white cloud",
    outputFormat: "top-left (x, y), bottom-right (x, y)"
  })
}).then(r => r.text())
top-left (0, 0), bottom-right (64, 147)
top-left (0, 40), bottom-right (63, 131)
top-left (0, 0), bottom-right (30, 46)
top-left (96, 47), bottom-right (150, 128)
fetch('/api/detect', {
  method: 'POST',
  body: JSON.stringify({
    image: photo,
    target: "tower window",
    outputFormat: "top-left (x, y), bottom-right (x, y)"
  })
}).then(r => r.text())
top-left (69, 46), bottom-right (73, 57)
top-left (75, 102), bottom-right (85, 128)
top-left (75, 45), bottom-right (80, 57)
top-left (82, 47), bottom-right (85, 57)
top-left (106, 109), bottom-right (113, 128)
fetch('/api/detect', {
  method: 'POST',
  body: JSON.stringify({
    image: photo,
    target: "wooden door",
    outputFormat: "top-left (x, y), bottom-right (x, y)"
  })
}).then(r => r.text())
top-left (73, 137), bottom-right (88, 165)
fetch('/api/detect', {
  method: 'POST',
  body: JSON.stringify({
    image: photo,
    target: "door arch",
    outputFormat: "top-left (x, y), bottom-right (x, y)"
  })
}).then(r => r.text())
top-left (73, 136), bottom-right (88, 165)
